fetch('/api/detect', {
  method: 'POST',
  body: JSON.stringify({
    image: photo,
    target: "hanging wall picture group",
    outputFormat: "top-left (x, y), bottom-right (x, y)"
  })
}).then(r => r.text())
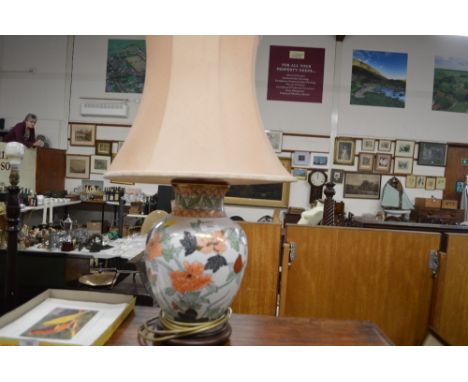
top-left (350, 49), bottom-right (408, 108)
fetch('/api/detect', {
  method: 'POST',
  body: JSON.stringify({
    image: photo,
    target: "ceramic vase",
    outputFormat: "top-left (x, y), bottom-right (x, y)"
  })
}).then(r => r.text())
top-left (144, 181), bottom-right (248, 322)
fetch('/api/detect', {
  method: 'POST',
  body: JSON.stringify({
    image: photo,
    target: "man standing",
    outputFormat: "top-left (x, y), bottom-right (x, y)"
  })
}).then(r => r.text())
top-left (3, 113), bottom-right (43, 148)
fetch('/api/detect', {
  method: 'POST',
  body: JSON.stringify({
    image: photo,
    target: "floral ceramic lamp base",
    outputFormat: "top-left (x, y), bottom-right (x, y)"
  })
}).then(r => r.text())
top-left (138, 181), bottom-right (247, 344)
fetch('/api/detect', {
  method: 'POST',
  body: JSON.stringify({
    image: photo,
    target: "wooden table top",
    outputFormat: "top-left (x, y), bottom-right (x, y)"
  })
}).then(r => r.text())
top-left (107, 306), bottom-right (393, 346)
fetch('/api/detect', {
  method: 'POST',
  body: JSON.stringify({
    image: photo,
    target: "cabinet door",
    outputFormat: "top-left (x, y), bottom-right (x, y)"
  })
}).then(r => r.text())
top-left (282, 225), bottom-right (440, 345)
top-left (36, 147), bottom-right (66, 194)
top-left (230, 222), bottom-right (282, 316)
top-left (431, 234), bottom-right (468, 345)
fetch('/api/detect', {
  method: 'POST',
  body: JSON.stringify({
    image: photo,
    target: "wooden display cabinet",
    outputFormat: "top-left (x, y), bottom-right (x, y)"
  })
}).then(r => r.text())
top-left (35, 147), bottom-right (66, 194)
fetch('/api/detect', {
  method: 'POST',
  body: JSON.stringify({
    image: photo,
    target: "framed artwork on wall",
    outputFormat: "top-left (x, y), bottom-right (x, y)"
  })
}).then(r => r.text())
top-left (334, 138), bottom-right (355, 165)
top-left (265, 130), bottom-right (283, 153)
top-left (225, 157), bottom-right (291, 208)
top-left (66, 155), bottom-right (90, 179)
top-left (395, 140), bottom-right (415, 158)
top-left (292, 168), bottom-right (307, 180)
top-left (394, 157), bottom-right (413, 175)
top-left (331, 169), bottom-right (344, 184)
top-left (292, 151), bottom-right (311, 167)
top-left (90, 155), bottom-right (111, 174)
top-left (378, 139), bottom-right (393, 153)
top-left (343, 172), bottom-right (381, 199)
top-left (406, 175), bottom-right (416, 188)
top-left (374, 153), bottom-right (392, 173)
top-left (313, 155), bottom-right (328, 166)
top-left (95, 140), bottom-right (113, 156)
top-left (436, 177), bottom-right (446, 190)
top-left (70, 124), bottom-right (96, 147)
top-left (357, 153), bottom-right (374, 172)
top-left (361, 138), bottom-right (375, 152)
top-left (416, 175), bottom-right (426, 189)
top-left (417, 142), bottom-right (447, 166)
top-left (426, 177), bottom-right (436, 190)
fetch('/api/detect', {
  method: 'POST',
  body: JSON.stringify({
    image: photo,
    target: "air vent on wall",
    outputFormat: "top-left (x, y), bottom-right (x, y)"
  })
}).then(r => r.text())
top-left (80, 101), bottom-right (128, 118)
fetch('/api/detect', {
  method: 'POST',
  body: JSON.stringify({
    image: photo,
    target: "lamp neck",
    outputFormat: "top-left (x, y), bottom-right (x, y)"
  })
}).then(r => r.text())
top-left (171, 181), bottom-right (228, 218)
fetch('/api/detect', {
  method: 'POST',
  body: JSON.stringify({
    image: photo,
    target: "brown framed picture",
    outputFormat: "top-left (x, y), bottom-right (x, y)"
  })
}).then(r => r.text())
top-left (357, 153), bottom-right (374, 172)
top-left (90, 155), bottom-right (111, 174)
top-left (374, 153), bottom-right (392, 173)
top-left (343, 172), bottom-right (381, 199)
top-left (378, 139), bottom-right (393, 153)
top-left (331, 169), bottom-right (344, 184)
top-left (425, 177), bottom-right (436, 190)
top-left (225, 157), bottom-right (291, 207)
top-left (334, 138), bottom-right (355, 165)
top-left (395, 140), bottom-right (415, 158)
top-left (66, 154), bottom-right (90, 179)
top-left (361, 138), bottom-right (375, 152)
top-left (416, 175), bottom-right (426, 189)
top-left (436, 177), bottom-right (446, 190)
top-left (70, 124), bottom-right (96, 146)
top-left (95, 140), bottom-right (113, 156)
top-left (393, 157), bottom-right (413, 175)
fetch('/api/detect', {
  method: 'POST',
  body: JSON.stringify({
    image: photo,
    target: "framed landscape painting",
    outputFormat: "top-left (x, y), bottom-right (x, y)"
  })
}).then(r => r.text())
top-left (70, 124), bottom-right (96, 147)
top-left (343, 172), bottom-right (381, 199)
top-left (395, 140), bottom-right (415, 158)
top-left (417, 142), bottom-right (447, 166)
top-left (66, 155), bottom-right (90, 179)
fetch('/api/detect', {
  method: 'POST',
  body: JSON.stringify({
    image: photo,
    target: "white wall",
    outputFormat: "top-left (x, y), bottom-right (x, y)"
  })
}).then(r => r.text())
top-left (2, 35), bottom-right (468, 221)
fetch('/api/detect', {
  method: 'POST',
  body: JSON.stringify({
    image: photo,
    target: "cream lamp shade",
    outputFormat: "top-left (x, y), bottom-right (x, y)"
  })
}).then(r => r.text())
top-left (105, 35), bottom-right (294, 186)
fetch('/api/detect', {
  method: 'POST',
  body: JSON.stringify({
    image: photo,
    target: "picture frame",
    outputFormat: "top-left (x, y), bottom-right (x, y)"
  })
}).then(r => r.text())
top-left (90, 155), bottom-right (111, 174)
top-left (456, 180), bottom-right (464, 193)
top-left (394, 140), bottom-right (415, 158)
top-left (416, 175), bottom-right (426, 189)
top-left (312, 155), bottom-right (328, 166)
top-left (425, 177), bottom-right (436, 190)
top-left (393, 157), bottom-right (413, 175)
top-left (436, 177), bottom-right (446, 190)
top-left (361, 138), bottom-right (375, 152)
top-left (331, 169), bottom-right (344, 184)
top-left (357, 153), bottom-right (374, 172)
top-left (265, 130), bottom-right (283, 153)
top-left (374, 153), bottom-right (392, 174)
top-left (417, 142), bottom-right (447, 166)
top-left (65, 155), bottom-right (90, 179)
top-left (343, 172), bottom-right (381, 199)
top-left (70, 124), bottom-right (96, 147)
top-left (292, 168), bottom-right (307, 180)
top-left (95, 140), bottom-right (113, 156)
top-left (378, 139), bottom-right (393, 153)
top-left (292, 151), bottom-right (311, 167)
top-left (334, 138), bottom-right (355, 165)
top-left (406, 175), bottom-right (416, 188)
top-left (225, 157), bottom-right (291, 208)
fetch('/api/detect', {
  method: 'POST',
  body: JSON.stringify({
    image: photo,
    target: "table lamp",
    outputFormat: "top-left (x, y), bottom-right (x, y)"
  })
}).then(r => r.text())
top-left (105, 36), bottom-right (294, 345)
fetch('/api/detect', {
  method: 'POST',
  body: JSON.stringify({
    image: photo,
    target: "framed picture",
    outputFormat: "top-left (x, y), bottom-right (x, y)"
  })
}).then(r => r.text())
top-left (95, 140), bottom-right (113, 156)
top-left (331, 169), bottom-right (344, 184)
top-left (66, 155), bottom-right (90, 179)
top-left (265, 130), bottom-right (283, 153)
top-left (313, 155), bottom-right (328, 166)
top-left (70, 124), bottom-right (96, 146)
top-left (90, 155), bottom-right (111, 174)
top-left (417, 142), bottom-right (447, 166)
top-left (395, 140), bottom-right (415, 158)
top-left (406, 175), bottom-right (416, 188)
top-left (292, 151), bottom-right (311, 167)
top-left (343, 172), bottom-right (381, 199)
top-left (292, 168), bottom-right (307, 180)
top-left (436, 177), bottom-right (446, 190)
top-left (374, 153), bottom-right (392, 173)
top-left (416, 175), bottom-right (426, 189)
top-left (334, 138), bottom-right (355, 165)
top-left (361, 138), bottom-right (375, 152)
top-left (378, 139), bottom-right (393, 153)
top-left (393, 157), bottom-right (413, 175)
top-left (225, 157), bottom-right (291, 208)
top-left (426, 177), bottom-right (436, 190)
top-left (357, 153), bottom-right (374, 172)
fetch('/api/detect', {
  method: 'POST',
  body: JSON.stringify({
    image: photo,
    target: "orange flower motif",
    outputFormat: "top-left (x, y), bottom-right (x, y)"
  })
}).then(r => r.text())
top-left (146, 233), bottom-right (162, 261)
top-left (196, 231), bottom-right (226, 254)
top-left (170, 262), bottom-right (212, 293)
